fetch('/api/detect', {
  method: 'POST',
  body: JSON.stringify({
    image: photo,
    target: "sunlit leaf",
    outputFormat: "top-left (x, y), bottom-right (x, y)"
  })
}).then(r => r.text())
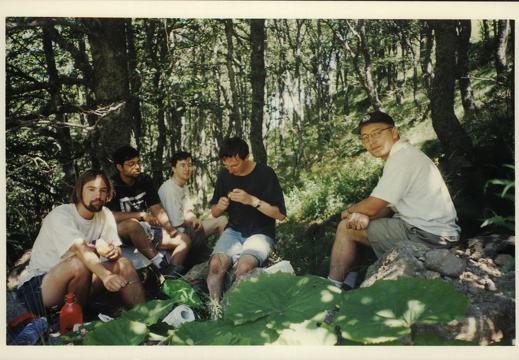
top-left (226, 272), bottom-right (342, 329)
top-left (162, 279), bottom-right (206, 309)
top-left (271, 320), bottom-right (337, 345)
top-left (335, 278), bottom-right (469, 344)
top-left (82, 318), bottom-right (150, 345)
top-left (121, 299), bottom-right (175, 325)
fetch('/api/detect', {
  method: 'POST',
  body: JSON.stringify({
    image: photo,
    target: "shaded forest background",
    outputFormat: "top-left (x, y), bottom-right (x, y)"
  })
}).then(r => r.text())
top-left (5, 18), bottom-right (515, 277)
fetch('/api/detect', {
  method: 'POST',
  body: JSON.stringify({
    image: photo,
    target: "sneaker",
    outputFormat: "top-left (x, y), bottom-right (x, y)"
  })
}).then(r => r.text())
top-left (158, 258), bottom-right (186, 279)
top-left (341, 284), bottom-right (354, 292)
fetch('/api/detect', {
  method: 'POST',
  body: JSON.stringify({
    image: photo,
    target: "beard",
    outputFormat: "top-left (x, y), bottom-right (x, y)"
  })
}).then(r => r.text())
top-left (83, 199), bottom-right (104, 213)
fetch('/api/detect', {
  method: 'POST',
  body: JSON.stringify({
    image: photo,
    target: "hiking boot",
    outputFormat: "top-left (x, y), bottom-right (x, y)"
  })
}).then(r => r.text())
top-left (341, 284), bottom-right (354, 292)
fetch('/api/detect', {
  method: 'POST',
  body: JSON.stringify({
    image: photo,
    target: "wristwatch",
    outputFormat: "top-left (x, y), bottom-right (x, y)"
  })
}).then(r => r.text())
top-left (255, 199), bottom-right (262, 208)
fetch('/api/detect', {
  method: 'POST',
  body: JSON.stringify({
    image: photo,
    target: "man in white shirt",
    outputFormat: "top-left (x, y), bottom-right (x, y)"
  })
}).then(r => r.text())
top-left (17, 169), bottom-right (146, 316)
top-left (159, 151), bottom-right (227, 270)
top-left (328, 111), bottom-right (461, 291)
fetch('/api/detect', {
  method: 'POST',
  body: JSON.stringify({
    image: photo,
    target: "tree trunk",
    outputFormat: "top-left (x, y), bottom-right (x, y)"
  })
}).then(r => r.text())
top-left (457, 20), bottom-right (476, 120)
top-left (83, 18), bottom-right (134, 172)
top-left (495, 20), bottom-right (509, 77)
top-left (249, 19), bottom-right (268, 164)
top-left (429, 20), bottom-right (473, 160)
top-left (224, 19), bottom-right (242, 137)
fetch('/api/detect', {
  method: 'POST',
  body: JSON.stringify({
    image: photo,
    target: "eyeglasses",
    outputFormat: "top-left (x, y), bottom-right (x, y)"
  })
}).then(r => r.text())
top-left (360, 127), bottom-right (393, 143)
top-left (123, 161), bottom-right (142, 168)
top-left (223, 159), bottom-right (243, 170)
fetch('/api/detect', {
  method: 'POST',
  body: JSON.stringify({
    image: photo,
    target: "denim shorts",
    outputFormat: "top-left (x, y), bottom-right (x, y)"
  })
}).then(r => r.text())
top-left (211, 228), bottom-right (274, 265)
top-left (367, 217), bottom-right (460, 258)
top-left (16, 274), bottom-right (47, 316)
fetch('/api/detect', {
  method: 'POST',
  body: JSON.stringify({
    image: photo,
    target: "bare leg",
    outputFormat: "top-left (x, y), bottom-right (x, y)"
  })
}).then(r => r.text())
top-left (202, 216), bottom-right (228, 237)
top-left (235, 254), bottom-right (259, 277)
top-left (92, 258), bottom-right (146, 309)
top-left (158, 230), bottom-right (191, 266)
top-left (328, 219), bottom-right (370, 283)
top-left (117, 218), bottom-right (159, 260)
top-left (206, 253), bottom-right (232, 302)
top-left (41, 256), bottom-right (92, 309)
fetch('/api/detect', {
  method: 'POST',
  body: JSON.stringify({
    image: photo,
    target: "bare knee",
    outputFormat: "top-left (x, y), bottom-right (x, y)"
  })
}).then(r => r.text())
top-left (208, 253), bottom-right (230, 277)
top-left (236, 255), bottom-right (259, 277)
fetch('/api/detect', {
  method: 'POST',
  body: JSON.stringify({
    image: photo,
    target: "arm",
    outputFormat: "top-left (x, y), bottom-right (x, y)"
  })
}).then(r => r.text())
top-left (70, 239), bottom-right (127, 292)
top-left (228, 189), bottom-right (286, 221)
top-left (149, 203), bottom-right (179, 237)
top-left (183, 210), bottom-right (203, 231)
top-left (111, 210), bottom-right (157, 225)
top-left (341, 196), bottom-right (392, 220)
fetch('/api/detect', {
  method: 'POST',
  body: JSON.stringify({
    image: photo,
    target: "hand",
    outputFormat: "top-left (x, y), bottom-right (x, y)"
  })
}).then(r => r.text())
top-left (192, 218), bottom-right (203, 231)
top-left (216, 196), bottom-right (230, 211)
top-left (104, 244), bottom-right (121, 261)
top-left (227, 189), bottom-right (253, 205)
top-left (345, 213), bottom-right (370, 230)
top-left (102, 273), bottom-right (128, 292)
top-left (142, 212), bottom-right (160, 226)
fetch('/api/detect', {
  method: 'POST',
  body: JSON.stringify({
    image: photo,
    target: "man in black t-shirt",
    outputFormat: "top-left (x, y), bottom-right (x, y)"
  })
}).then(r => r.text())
top-left (207, 137), bottom-right (286, 304)
top-left (106, 146), bottom-right (191, 278)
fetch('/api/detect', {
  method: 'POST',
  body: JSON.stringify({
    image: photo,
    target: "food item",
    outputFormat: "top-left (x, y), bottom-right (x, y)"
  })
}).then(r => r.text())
top-left (95, 239), bottom-right (112, 257)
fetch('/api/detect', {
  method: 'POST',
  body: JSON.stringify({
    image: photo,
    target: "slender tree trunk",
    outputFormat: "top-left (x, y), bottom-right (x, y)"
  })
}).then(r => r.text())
top-left (224, 19), bottom-right (242, 137)
top-left (429, 20), bottom-right (473, 160)
top-left (42, 24), bottom-right (77, 185)
top-left (83, 18), bottom-right (134, 172)
top-left (495, 20), bottom-right (509, 77)
top-left (250, 19), bottom-right (268, 164)
top-left (457, 20), bottom-right (476, 120)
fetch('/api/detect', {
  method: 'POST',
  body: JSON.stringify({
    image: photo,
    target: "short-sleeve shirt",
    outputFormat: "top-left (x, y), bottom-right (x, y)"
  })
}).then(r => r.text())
top-left (210, 162), bottom-right (286, 240)
top-left (106, 173), bottom-right (161, 213)
top-left (158, 178), bottom-right (194, 230)
top-left (18, 204), bottom-right (120, 287)
top-left (370, 138), bottom-right (461, 237)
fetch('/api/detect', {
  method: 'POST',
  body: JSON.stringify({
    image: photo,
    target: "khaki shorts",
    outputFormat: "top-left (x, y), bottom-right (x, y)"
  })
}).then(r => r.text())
top-left (366, 217), bottom-right (459, 258)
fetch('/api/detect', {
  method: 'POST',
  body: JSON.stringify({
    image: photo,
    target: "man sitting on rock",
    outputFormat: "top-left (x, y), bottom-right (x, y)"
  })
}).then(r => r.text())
top-left (328, 110), bottom-right (461, 291)
top-left (16, 169), bottom-right (146, 317)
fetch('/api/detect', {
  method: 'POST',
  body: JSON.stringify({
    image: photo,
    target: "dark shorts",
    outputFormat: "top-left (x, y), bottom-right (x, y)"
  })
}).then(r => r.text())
top-left (16, 274), bottom-right (47, 316)
top-left (120, 221), bottom-right (163, 247)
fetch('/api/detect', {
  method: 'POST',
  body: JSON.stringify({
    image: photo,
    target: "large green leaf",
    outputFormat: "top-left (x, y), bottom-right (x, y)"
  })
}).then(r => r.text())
top-left (162, 279), bottom-right (206, 309)
top-left (82, 318), bottom-right (150, 345)
top-left (271, 320), bottom-right (337, 345)
top-left (121, 298), bottom-right (175, 325)
top-left (334, 278), bottom-right (469, 344)
top-left (225, 272), bottom-right (342, 330)
top-left (171, 317), bottom-right (279, 345)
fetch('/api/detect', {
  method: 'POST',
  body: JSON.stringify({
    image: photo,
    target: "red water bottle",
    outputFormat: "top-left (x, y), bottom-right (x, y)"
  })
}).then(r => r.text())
top-left (59, 293), bottom-right (83, 334)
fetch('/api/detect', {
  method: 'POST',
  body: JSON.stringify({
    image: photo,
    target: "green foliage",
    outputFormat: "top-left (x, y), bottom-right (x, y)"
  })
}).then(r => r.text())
top-left (162, 280), bottom-right (206, 310)
top-left (481, 165), bottom-right (515, 231)
top-left (55, 273), bottom-right (472, 346)
top-left (334, 278), bottom-right (470, 345)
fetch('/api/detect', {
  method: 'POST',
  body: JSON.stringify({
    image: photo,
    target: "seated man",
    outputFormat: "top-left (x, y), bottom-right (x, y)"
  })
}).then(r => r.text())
top-left (328, 110), bottom-right (461, 291)
top-left (16, 169), bottom-right (146, 317)
top-left (158, 151), bottom-right (227, 270)
top-left (206, 137), bottom-right (286, 304)
top-left (106, 145), bottom-right (190, 278)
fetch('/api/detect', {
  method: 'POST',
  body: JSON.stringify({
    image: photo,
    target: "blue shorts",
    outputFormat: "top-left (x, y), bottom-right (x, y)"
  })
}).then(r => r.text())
top-left (211, 228), bottom-right (274, 265)
top-left (16, 274), bottom-right (47, 316)
top-left (120, 221), bottom-right (163, 247)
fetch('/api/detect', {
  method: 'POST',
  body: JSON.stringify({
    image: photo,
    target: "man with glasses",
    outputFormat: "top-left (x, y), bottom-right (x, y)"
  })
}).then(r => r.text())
top-left (106, 146), bottom-right (190, 279)
top-left (158, 151), bottom-right (227, 270)
top-left (206, 137), bottom-right (286, 304)
top-left (327, 110), bottom-right (461, 291)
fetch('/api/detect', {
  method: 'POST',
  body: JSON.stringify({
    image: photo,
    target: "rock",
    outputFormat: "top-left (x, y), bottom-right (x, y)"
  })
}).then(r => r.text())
top-left (361, 237), bottom-right (515, 345)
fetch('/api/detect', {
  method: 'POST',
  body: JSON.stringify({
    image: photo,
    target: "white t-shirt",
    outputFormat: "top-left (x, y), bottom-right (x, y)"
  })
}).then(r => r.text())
top-left (158, 178), bottom-right (194, 231)
top-left (18, 204), bottom-right (121, 287)
top-left (370, 138), bottom-right (461, 237)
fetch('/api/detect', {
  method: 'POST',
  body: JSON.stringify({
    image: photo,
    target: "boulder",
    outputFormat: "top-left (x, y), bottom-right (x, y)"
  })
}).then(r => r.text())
top-left (362, 235), bottom-right (515, 345)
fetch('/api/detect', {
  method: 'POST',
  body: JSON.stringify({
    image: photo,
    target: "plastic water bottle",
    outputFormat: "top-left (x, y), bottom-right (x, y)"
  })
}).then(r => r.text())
top-left (59, 293), bottom-right (83, 334)
top-left (11, 317), bottom-right (48, 345)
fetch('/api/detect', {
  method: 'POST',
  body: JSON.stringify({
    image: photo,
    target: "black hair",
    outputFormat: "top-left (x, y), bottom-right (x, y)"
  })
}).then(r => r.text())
top-left (170, 151), bottom-right (192, 167)
top-left (113, 145), bottom-right (139, 166)
top-left (218, 137), bottom-right (249, 160)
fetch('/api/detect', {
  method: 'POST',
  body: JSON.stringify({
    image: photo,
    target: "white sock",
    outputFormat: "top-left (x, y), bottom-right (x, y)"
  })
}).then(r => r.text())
top-left (343, 272), bottom-right (358, 288)
top-left (328, 276), bottom-right (343, 289)
top-left (151, 253), bottom-right (164, 267)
